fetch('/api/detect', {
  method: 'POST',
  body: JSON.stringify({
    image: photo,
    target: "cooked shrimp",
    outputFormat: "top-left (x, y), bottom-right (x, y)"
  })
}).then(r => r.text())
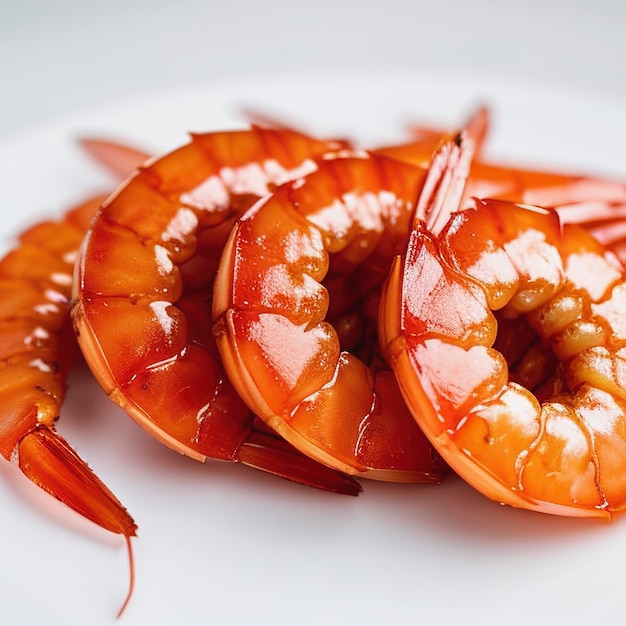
top-left (72, 125), bottom-right (363, 495)
top-left (380, 132), bottom-right (626, 518)
top-left (212, 152), bottom-right (447, 483)
top-left (0, 193), bottom-right (141, 616)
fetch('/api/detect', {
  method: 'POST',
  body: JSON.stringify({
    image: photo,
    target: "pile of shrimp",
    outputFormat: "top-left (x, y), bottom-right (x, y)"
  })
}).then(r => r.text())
top-left (3, 105), bottom-right (626, 614)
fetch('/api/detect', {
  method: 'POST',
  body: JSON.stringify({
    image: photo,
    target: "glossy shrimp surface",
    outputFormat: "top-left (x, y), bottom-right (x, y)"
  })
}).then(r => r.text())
top-left (72, 126), bottom-right (363, 494)
top-left (381, 137), bottom-right (626, 518)
top-left (213, 152), bottom-right (447, 483)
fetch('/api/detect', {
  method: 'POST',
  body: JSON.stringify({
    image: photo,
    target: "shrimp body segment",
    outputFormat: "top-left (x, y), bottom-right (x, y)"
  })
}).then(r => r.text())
top-left (381, 140), bottom-right (626, 517)
top-left (213, 153), bottom-right (447, 483)
top-left (72, 126), bottom-right (362, 495)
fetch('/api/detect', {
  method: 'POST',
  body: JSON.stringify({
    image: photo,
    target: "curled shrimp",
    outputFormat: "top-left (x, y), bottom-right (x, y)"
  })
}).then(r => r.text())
top-left (0, 192), bottom-right (142, 616)
top-left (380, 132), bottom-right (626, 518)
top-left (212, 152), bottom-right (447, 482)
top-left (72, 125), bottom-right (363, 495)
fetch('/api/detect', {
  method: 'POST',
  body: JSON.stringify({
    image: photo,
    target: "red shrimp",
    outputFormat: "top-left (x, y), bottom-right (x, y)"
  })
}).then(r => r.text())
top-left (212, 152), bottom-right (447, 483)
top-left (381, 132), bottom-right (626, 518)
top-left (0, 192), bottom-right (142, 616)
top-left (71, 125), bottom-right (364, 495)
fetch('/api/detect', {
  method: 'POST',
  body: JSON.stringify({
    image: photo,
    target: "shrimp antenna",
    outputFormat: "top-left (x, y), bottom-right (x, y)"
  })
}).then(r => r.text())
top-left (116, 535), bottom-right (136, 618)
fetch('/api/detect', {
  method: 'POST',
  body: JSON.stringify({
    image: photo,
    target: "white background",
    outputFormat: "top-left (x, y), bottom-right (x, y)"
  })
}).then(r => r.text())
top-left (2, 0), bottom-right (626, 137)
top-left (1, 2), bottom-right (626, 626)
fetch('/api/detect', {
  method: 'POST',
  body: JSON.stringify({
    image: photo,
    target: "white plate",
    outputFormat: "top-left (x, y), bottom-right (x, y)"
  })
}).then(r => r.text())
top-left (1, 72), bottom-right (626, 626)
